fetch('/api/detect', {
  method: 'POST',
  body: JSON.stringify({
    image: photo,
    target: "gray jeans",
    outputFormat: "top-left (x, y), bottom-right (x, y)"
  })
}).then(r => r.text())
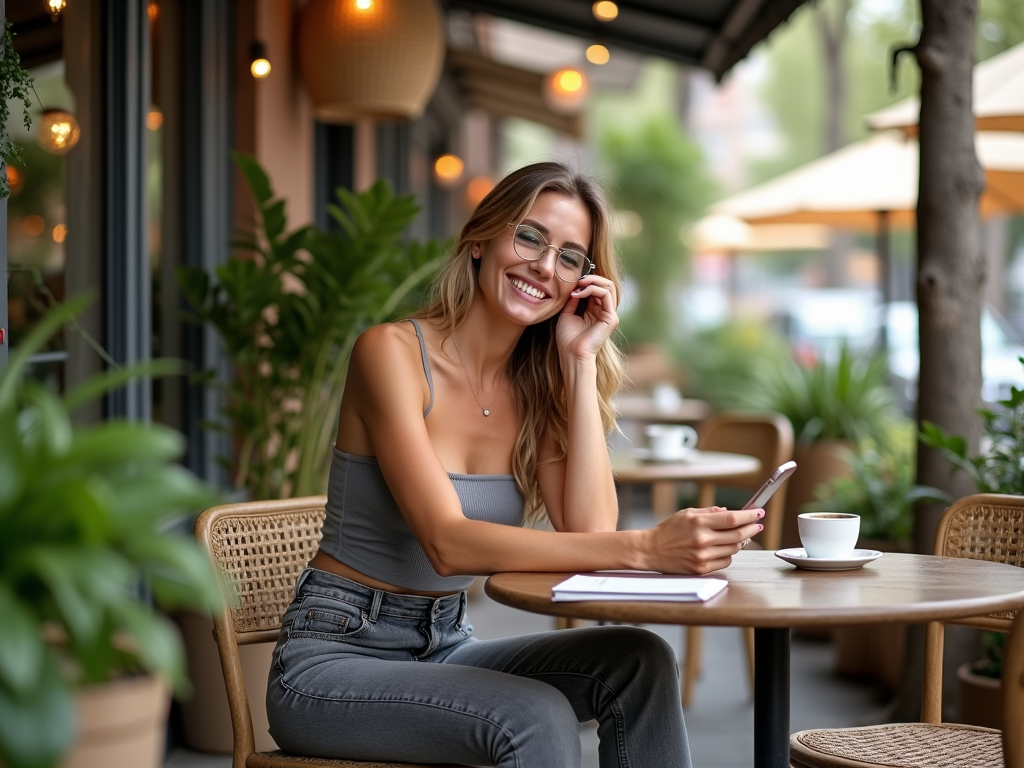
top-left (267, 568), bottom-right (691, 768)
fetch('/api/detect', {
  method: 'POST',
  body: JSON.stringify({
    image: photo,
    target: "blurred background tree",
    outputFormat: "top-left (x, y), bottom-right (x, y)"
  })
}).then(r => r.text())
top-left (602, 116), bottom-right (713, 347)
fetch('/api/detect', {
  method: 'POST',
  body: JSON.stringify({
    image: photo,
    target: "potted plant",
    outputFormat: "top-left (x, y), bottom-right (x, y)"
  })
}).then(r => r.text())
top-left (178, 153), bottom-right (444, 501)
top-left (0, 296), bottom-right (223, 768)
top-left (742, 345), bottom-right (901, 549)
top-left (174, 154), bottom-right (444, 752)
top-left (806, 426), bottom-right (950, 691)
top-left (920, 372), bottom-right (1024, 728)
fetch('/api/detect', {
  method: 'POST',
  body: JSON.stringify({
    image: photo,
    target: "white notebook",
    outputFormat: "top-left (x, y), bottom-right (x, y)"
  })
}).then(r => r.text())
top-left (551, 574), bottom-right (728, 602)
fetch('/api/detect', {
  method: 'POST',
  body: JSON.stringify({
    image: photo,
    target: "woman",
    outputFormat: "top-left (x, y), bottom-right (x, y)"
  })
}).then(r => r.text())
top-left (267, 162), bottom-right (763, 767)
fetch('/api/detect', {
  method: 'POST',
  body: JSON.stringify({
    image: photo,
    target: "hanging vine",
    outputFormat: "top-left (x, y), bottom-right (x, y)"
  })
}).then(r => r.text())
top-left (0, 19), bottom-right (36, 198)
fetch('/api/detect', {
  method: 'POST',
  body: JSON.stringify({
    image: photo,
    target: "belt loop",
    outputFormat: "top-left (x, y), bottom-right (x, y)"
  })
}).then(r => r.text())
top-left (294, 567), bottom-right (313, 595)
top-left (368, 589), bottom-right (383, 622)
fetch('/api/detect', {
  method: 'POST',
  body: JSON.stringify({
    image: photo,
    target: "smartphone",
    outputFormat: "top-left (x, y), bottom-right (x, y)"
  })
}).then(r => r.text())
top-left (741, 460), bottom-right (797, 510)
top-left (574, 296), bottom-right (589, 316)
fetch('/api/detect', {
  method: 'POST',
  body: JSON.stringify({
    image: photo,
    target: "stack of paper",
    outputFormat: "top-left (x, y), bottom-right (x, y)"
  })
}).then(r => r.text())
top-left (551, 574), bottom-right (728, 602)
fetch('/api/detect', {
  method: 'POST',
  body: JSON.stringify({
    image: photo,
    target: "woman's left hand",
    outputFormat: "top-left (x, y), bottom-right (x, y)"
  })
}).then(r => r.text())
top-left (555, 275), bottom-right (619, 361)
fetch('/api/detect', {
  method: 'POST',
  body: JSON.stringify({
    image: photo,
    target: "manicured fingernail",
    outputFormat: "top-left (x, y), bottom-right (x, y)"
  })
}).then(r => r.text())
top-left (757, 510), bottom-right (765, 519)
top-left (758, 524), bottom-right (764, 531)
top-left (571, 289), bottom-right (581, 295)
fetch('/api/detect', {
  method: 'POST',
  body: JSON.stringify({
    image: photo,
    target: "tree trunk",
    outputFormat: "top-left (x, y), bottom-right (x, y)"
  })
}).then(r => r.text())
top-left (817, 0), bottom-right (851, 154)
top-left (914, 0), bottom-right (985, 554)
top-left (888, 0), bottom-right (986, 724)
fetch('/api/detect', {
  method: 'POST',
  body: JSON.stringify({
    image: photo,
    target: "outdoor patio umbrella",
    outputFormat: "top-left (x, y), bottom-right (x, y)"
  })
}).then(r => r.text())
top-left (687, 214), bottom-right (831, 306)
top-left (865, 41), bottom-right (1024, 134)
top-left (709, 130), bottom-right (1024, 305)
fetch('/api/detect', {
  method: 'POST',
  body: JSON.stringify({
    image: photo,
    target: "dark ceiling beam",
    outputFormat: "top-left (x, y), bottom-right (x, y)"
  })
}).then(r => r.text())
top-left (707, 0), bottom-right (808, 78)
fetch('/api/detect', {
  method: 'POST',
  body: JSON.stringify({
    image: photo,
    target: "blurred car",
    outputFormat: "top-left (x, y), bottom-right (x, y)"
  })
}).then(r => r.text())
top-left (885, 301), bottom-right (1024, 411)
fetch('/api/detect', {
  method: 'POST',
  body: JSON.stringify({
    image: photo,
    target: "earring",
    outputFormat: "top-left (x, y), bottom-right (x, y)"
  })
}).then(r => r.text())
top-left (471, 248), bottom-right (480, 259)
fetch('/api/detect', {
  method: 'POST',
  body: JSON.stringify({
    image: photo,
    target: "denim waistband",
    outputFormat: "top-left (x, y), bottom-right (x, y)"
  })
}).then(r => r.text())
top-left (296, 567), bottom-right (467, 623)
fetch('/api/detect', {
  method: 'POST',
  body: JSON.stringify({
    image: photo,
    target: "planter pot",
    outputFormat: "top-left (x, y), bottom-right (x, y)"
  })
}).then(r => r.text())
top-left (957, 662), bottom-right (1002, 729)
top-left (176, 611), bottom-right (278, 754)
top-left (62, 676), bottom-right (169, 768)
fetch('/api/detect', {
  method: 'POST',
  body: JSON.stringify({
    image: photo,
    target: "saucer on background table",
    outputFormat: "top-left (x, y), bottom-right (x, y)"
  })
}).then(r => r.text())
top-left (774, 548), bottom-right (883, 571)
top-left (631, 447), bottom-right (698, 463)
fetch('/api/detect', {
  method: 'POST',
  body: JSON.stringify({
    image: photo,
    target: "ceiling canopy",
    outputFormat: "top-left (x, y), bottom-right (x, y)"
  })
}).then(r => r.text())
top-left (442, 0), bottom-right (810, 80)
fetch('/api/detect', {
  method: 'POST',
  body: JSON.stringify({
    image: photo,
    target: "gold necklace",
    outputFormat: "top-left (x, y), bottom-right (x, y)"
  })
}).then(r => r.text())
top-left (451, 331), bottom-right (501, 417)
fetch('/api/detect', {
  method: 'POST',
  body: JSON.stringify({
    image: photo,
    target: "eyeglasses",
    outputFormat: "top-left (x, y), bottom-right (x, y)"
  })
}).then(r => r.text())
top-left (507, 222), bottom-right (594, 283)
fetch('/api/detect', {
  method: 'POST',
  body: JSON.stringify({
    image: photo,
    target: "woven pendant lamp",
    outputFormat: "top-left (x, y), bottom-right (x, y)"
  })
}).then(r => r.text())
top-left (297, 0), bottom-right (445, 122)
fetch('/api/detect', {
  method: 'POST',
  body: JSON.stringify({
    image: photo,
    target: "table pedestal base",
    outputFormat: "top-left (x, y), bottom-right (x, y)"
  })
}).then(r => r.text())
top-left (754, 628), bottom-right (790, 768)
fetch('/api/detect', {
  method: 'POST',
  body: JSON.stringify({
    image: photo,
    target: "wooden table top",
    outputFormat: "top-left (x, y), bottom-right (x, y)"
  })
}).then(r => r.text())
top-left (614, 396), bottom-right (711, 424)
top-left (485, 550), bottom-right (1024, 629)
top-left (612, 450), bottom-right (760, 483)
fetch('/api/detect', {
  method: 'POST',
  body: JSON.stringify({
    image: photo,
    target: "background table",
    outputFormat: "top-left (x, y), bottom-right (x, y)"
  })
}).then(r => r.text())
top-left (614, 395), bottom-right (711, 425)
top-left (613, 450), bottom-right (760, 520)
top-left (486, 551), bottom-right (1024, 768)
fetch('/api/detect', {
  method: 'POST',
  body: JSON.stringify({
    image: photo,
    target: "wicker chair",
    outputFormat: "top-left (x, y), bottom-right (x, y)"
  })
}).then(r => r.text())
top-left (681, 411), bottom-right (794, 707)
top-left (789, 492), bottom-right (1024, 768)
top-left (194, 497), bottom-right (468, 768)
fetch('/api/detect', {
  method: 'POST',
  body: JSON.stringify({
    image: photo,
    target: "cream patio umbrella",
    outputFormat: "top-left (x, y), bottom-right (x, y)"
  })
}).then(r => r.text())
top-left (710, 130), bottom-right (1024, 306)
top-left (866, 41), bottom-right (1024, 134)
top-left (686, 214), bottom-right (831, 306)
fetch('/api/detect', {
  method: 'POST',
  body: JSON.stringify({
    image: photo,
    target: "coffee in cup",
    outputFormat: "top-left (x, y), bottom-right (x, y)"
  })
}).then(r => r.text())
top-left (644, 424), bottom-right (698, 461)
top-left (797, 512), bottom-right (860, 559)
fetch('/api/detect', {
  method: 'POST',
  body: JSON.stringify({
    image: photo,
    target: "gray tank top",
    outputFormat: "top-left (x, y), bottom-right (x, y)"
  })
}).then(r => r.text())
top-left (319, 320), bottom-right (525, 592)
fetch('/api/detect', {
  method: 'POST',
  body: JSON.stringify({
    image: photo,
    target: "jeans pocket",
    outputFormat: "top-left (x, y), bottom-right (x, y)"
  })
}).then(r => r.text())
top-left (290, 595), bottom-right (370, 641)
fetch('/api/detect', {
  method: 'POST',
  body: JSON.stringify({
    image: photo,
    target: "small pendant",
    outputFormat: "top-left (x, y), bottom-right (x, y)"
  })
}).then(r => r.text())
top-left (483, 408), bottom-right (490, 416)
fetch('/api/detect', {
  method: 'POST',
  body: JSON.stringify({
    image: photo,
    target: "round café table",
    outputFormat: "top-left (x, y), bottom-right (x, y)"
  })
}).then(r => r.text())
top-left (612, 450), bottom-right (761, 520)
top-left (485, 550), bottom-right (1024, 768)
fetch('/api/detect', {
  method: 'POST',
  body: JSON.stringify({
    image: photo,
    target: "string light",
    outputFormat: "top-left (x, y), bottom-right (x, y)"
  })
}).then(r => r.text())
top-left (147, 109), bottom-right (163, 130)
top-left (592, 1), bottom-right (618, 21)
top-left (46, 0), bottom-right (66, 22)
top-left (354, 0), bottom-right (374, 10)
top-left (38, 109), bottom-right (81, 155)
top-left (586, 44), bottom-right (610, 65)
top-left (250, 41), bottom-right (271, 79)
top-left (544, 67), bottom-right (588, 114)
top-left (434, 154), bottom-right (464, 186)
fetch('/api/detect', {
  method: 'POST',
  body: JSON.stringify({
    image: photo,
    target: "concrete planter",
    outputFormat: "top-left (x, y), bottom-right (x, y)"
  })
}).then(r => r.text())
top-left (957, 662), bottom-right (1002, 729)
top-left (62, 676), bottom-right (169, 768)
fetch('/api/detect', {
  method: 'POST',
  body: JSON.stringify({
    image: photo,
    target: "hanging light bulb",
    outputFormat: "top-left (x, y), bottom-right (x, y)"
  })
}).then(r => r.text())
top-left (433, 154), bottom-right (464, 186)
top-left (46, 0), bottom-right (67, 22)
top-left (586, 44), bottom-right (610, 65)
top-left (38, 109), bottom-right (81, 155)
top-left (250, 41), bottom-right (271, 78)
top-left (592, 1), bottom-right (618, 21)
top-left (543, 67), bottom-right (588, 115)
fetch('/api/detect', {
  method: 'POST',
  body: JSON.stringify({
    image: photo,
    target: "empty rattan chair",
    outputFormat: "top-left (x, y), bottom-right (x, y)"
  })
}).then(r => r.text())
top-left (679, 411), bottom-right (794, 707)
top-left (789, 492), bottom-right (1024, 768)
top-left (194, 496), bottom-right (467, 768)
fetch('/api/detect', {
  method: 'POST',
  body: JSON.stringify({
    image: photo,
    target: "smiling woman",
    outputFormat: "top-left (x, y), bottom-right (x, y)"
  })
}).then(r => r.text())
top-left (266, 162), bottom-right (765, 768)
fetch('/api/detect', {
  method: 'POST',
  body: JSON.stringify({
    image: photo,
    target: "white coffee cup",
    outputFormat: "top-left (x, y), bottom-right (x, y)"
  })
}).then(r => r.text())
top-left (645, 424), bottom-right (698, 461)
top-left (652, 383), bottom-right (683, 412)
top-left (797, 512), bottom-right (860, 559)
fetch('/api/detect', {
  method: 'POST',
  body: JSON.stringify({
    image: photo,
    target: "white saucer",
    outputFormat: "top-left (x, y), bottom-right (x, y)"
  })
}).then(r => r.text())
top-left (631, 447), bottom-right (697, 463)
top-left (774, 548), bottom-right (883, 571)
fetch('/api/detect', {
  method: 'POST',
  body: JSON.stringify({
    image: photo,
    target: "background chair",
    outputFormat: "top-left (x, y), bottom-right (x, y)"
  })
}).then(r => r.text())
top-left (681, 411), bottom-right (794, 707)
top-left (789, 492), bottom-right (1024, 768)
top-left (194, 496), bottom-right (467, 768)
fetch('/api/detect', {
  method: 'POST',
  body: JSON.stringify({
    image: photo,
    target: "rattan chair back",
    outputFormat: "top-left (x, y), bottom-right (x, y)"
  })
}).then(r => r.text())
top-left (698, 411), bottom-right (794, 551)
top-left (195, 497), bottom-right (469, 768)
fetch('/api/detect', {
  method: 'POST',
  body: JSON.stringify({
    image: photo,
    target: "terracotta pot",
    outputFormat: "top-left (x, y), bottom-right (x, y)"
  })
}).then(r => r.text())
top-left (781, 440), bottom-right (855, 550)
top-left (957, 662), bottom-right (1003, 729)
top-left (62, 676), bottom-right (169, 768)
top-left (176, 611), bottom-right (279, 754)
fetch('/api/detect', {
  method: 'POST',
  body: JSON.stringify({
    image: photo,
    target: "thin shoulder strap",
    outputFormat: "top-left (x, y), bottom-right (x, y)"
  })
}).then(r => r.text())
top-left (406, 319), bottom-right (434, 417)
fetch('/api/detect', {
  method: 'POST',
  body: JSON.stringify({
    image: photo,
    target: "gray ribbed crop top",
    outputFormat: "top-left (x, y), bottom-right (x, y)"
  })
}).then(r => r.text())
top-left (318, 320), bottom-right (525, 592)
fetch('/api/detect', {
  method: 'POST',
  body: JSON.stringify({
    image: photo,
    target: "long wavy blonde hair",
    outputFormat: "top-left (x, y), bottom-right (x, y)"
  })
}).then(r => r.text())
top-left (420, 162), bottom-right (624, 522)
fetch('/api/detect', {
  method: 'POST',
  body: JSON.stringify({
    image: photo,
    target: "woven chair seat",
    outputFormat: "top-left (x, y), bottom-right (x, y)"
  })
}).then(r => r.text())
top-left (248, 750), bottom-right (465, 768)
top-left (790, 723), bottom-right (1004, 768)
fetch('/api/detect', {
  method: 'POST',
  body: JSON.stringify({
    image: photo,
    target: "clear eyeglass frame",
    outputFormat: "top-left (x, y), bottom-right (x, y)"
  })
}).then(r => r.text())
top-left (507, 222), bottom-right (594, 283)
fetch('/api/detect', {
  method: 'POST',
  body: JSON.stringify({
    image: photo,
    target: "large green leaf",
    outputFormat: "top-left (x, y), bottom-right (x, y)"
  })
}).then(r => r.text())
top-left (0, 657), bottom-right (76, 768)
top-left (0, 585), bottom-right (43, 695)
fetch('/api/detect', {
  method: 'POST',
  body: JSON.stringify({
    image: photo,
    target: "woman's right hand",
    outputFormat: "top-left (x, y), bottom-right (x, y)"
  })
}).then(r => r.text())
top-left (641, 506), bottom-right (764, 575)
